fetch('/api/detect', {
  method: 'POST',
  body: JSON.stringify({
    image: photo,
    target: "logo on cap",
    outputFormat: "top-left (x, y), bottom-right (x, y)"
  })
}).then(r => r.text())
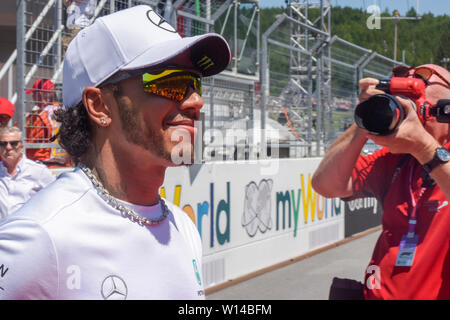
top-left (197, 56), bottom-right (215, 71)
top-left (146, 9), bottom-right (177, 33)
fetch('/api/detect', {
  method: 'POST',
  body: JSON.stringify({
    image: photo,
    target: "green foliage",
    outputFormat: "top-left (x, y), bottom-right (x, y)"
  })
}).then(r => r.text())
top-left (260, 6), bottom-right (450, 69)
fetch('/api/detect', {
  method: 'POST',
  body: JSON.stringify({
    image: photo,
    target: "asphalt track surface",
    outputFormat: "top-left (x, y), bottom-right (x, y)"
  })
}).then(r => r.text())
top-left (206, 228), bottom-right (381, 300)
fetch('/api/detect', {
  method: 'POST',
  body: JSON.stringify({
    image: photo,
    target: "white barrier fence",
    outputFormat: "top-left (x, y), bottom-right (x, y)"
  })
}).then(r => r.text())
top-left (161, 158), bottom-right (345, 289)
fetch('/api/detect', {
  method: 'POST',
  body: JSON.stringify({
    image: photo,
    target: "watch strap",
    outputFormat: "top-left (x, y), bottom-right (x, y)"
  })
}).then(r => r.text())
top-left (423, 147), bottom-right (450, 173)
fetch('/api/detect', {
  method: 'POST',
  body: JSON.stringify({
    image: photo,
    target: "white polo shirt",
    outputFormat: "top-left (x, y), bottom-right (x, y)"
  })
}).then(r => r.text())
top-left (0, 168), bottom-right (204, 300)
top-left (0, 157), bottom-right (55, 219)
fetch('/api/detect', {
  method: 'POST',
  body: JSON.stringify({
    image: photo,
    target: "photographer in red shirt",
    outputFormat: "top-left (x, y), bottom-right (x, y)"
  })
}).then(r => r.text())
top-left (312, 64), bottom-right (450, 299)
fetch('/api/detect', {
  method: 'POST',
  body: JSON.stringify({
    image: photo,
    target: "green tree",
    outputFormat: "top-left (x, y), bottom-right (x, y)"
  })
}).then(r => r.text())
top-left (259, 6), bottom-right (450, 69)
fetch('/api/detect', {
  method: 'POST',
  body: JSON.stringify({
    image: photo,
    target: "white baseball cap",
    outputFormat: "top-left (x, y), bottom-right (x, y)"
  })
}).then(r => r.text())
top-left (63, 5), bottom-right (231, 107)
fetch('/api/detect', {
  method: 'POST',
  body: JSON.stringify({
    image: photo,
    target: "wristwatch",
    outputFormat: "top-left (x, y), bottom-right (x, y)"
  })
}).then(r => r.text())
top-left (423, 147), bottom-right (450, 173)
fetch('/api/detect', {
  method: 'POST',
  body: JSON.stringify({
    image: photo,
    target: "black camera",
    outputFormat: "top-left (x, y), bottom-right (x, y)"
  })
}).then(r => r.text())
top-left (355, 94), bottom-right (406, 135)
top-left (355, 77), bottom-right (450, 135)
top-left (429, 99), bottom-right (450, 123)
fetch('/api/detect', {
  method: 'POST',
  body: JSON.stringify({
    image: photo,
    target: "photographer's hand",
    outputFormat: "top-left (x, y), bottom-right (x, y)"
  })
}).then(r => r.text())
top-left (368, 96), bottom-right (450, 200)
top-left (366, 96), bottom-right (439, 157)
top-left (358, 78), bottom-right (385, 101)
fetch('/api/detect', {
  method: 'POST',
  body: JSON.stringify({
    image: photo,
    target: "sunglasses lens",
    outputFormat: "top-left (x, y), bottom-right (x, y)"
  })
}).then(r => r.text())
top-left (142, 71), bottom-right (201, 102)
top-left (0, 141), bottom-right (20, 147)
top-left (392, 66), bottom-right (410, 77)
top-left (414, 67), bottom-right (433, 81)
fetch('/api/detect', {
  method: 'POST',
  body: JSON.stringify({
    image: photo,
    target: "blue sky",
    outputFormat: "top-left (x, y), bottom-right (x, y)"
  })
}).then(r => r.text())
top-left (259, 0), bottom-right (450, 16)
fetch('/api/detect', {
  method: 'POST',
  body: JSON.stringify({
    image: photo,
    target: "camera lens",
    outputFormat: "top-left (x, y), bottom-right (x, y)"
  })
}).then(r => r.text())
top-left (354, 94), bottom-right (405, 135)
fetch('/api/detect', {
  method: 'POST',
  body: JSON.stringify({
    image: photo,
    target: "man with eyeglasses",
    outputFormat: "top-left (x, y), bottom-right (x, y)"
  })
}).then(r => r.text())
top-left (0, 126), bottom-right (55, 220)
top-left (312, 64), bottom-right (450, 300)
top-left (0, 5), bottom-right (230, 299)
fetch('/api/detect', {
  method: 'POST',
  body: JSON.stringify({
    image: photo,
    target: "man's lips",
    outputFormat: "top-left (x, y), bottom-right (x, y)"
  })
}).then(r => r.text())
top-left (165, 119), bottom-right (195, 127)
top-left (165, 118), bottom-right (198, 138)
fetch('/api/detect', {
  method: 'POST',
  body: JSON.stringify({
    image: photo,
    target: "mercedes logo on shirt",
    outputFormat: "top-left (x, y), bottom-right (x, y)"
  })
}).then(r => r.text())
top-left (101, 275), bottom-right (128, 300)
top-left (146, 9), bottom-right (177, 33)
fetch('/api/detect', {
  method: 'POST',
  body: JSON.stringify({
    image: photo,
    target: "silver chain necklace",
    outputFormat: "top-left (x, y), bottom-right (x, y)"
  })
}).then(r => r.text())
top-left (79, 164), bottom-right (169, 227)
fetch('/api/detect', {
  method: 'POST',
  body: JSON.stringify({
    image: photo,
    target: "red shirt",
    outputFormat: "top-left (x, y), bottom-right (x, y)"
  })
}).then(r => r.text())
top-left (351, 143), bottom-right (450, 300)
top-left (25, 104), bottom-right (70, 166)
top-left (26, 110), bottom-right (53, 161)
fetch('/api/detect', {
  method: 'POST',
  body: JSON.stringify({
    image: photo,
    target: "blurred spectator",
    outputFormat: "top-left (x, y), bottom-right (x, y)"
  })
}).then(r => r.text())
top-left (25, 78), bottom-right (70, 167)
top-left (65, 0), bottom-right (97, 29)
top-left (62, 0), bottom-right (98, 54)
top-left (0, 97), bottom-right (14, 128)
top-left (0, 97), bottom-right (15, 162)
top-left (0, 126), bottom-right (55, 220)
top-left (26, 78), bottom-right (55, 110)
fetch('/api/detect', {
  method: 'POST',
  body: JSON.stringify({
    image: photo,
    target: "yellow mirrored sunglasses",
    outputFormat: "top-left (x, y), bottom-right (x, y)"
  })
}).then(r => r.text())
top-left (100, 68), bottom-right (202, 103)
top-left (142, 70), bottom-right (202, 102)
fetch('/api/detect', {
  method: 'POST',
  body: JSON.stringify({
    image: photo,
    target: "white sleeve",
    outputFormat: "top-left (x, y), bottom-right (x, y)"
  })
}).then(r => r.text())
top-left (0, 219), bottom-right (58, 299)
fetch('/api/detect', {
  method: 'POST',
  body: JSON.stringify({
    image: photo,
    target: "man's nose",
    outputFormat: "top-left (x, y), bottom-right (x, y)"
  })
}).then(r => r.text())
top-left (179, 91), bottom-right (204, 113)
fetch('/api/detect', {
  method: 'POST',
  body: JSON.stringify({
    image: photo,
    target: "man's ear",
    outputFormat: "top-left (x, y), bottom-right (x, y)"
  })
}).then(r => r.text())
top-left (82, 87), bottom-right (111, 127)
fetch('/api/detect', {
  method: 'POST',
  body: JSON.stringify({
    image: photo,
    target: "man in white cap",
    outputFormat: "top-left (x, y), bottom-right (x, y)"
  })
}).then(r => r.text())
top-left (0, 5), bottom-right (230, 299)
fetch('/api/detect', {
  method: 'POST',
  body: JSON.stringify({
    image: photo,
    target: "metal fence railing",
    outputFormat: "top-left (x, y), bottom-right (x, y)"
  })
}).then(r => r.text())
top-left (1, 0), bottom-right (405, 164)
top-left (260, 1), bottom-right (406, 157)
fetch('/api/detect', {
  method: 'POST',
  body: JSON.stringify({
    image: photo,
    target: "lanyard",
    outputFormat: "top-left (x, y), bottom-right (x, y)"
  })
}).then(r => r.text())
top-left (395, 162), bottom-right (425, 267)
top-left (407, 162), bottom-right (426, 237)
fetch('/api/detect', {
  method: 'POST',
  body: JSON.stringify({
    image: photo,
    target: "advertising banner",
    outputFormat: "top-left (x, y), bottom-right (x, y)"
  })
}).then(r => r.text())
top-left (161, 158), bottom-right (345, 289)
top-left (344, 197), bottom-right (382, 237)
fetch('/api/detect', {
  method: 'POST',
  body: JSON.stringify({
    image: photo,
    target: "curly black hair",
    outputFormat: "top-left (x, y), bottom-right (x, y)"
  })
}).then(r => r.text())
top-left (54, 102), bottom-right (92, 164)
